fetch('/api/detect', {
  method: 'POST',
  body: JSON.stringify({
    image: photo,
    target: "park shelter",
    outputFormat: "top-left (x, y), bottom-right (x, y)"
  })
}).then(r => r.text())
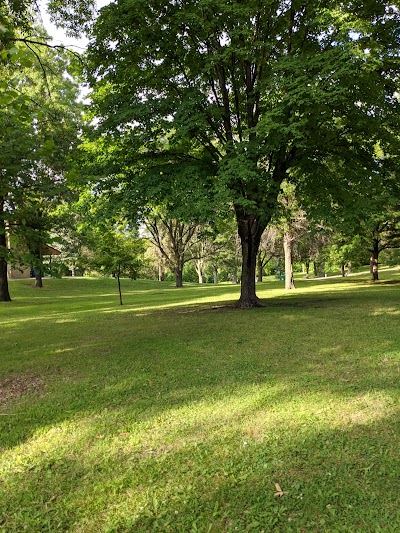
top-left (7, 243), bottom-right (61, 279)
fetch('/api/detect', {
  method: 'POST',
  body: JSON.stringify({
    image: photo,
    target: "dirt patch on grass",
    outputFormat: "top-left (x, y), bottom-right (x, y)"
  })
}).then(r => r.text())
top-left (0, 374), bottom-right (45, 405)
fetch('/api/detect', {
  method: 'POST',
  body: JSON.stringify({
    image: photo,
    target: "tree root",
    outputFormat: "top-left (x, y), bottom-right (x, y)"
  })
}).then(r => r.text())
top-left (234, 296), bottom-right (266, 309)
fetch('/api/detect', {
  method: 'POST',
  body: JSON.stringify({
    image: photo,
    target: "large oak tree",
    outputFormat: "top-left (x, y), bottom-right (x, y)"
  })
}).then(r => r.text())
top-left (83, 0), bottom-right (399, 307)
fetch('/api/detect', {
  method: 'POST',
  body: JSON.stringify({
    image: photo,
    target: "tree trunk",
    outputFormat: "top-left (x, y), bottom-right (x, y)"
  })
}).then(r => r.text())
top-left (32, 244), bottom-right (43, 288)
top-left (313, 261), bottom-right (318, 277)
top-left (283, 233), bottom-right (295, 290)
top-left (158, 262), bottom-right (165, 281)
top-left (256, 253), bottom-right (263, 283)
top-left (235, 209), bottom-right (266, 308)
top-left (117, 270), bottom-right (123, 305)
top-left (0, 260), bottom-right (11, 301)
top-left (370, 241), bottom-right (379, 281)
top-left (318, 263), bottom-right (325, 277)
top-left (175, 266), bottom-right (183, 288)
top-left (231, 270), bottom-right (238, 284)
top-left (341, 263), bottom-right (346, 277)
top-left (0, 216), bottom-right (11, 302)
top-left (194, 260), bottom-right (204, 284)
top-left (347, 262), bottom-right (352, 275)
top-left (212, 264), bottom-right (218, 284)
top-left (305, 260), bottom-right (310, 279)
top-left (35, 271), bottom-right (43, 288)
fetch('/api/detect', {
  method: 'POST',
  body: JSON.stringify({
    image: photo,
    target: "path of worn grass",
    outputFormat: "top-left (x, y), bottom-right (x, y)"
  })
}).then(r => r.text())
top-left (0, 271), bottom-right (399, 532)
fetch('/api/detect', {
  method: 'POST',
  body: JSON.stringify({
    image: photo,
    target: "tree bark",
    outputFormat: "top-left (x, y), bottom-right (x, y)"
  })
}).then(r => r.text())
top-left (158, 262), bottom-right (165, 281)
top-left (0, 215), bottom-right (11, 302)
top-left (370, 240), bottom-right (379, 281)
top-left (212, 264), bottom-right (218, 284)
top-left (117, 270), bottom-right (123, 305)
top-left (175, 265), bottom-right (183, 288)
top-left (283, 233), bottom-right (295, 290)
top-left (231, 270), bottom-right (238, 284)
top-left (34, 249), bottom-right (43, 288)
top-left (341, 263), bottom-right (346, 277)
top-left (194, 259), bottom-right (204, 284)
top-left (29, 241), bottom-right (43, 288)
top-left (256, 252), bottom-right (263, 282)
top-left (0, 261), bottom-right (11, 301)
top-left (305, 260), bottom-right (310, 279)
top-left (235, 209), bottom-right (266, 308)
top-left (347, 262), bottom-right (352, 275)
top-left (35, 271), bottom-right (43, 288)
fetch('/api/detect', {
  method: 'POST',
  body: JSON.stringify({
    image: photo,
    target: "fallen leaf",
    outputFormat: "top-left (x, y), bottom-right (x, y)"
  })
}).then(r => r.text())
top-left (274, 483), bottom-right (288, 497)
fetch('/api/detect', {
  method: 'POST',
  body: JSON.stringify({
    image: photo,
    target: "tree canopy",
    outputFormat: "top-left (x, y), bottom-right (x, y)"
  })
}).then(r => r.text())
top-left (0, 16), bottom-right (83, 299)
top-left (1, 0), bottom-right (399, 303)
top-left (81, 0), bottom-right (400, 306)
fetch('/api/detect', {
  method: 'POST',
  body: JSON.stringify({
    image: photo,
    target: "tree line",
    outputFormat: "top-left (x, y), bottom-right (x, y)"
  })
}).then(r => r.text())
top-left (1, 0), bottom-right (399, 304)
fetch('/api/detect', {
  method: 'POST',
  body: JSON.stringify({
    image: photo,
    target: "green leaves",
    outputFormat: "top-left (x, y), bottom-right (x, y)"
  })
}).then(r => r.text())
top-left (65, 0), bottom-right (400, 304)
top-left (0, 16), bottom-right (84, 293)
top-left (47, 0), bottom-right (96, 38)
top-left (86, 0), bottom-right (400, 214)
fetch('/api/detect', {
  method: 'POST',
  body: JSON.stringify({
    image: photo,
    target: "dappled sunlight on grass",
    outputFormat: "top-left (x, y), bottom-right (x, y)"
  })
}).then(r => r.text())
top-left (0, 306), bottom-right (124, 326)
top-left (372, 307), bottom-right (400, 316)
top-left (58, 292), bottom-right (130, 299)
top-left (341, 393), bottom-right (397, 426)
top-left (319, 345), bottom-right (343, 355)
top-left (101, 297), bottom-right (241, 316)
top-left (1, 380), bottom-right (398, 531)
top-left (53, 348), bottom-right (77, 354)
top-left (1, 274), bottom-right (400, 530)
top-left (1, 417), bottom-right (97, 473)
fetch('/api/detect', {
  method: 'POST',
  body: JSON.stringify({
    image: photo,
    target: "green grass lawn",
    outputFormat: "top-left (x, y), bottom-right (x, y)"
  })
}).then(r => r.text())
top-left (1, 270), bottom-right (400, 532)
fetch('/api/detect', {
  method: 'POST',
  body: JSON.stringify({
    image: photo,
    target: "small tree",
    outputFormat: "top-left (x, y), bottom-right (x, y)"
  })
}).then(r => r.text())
top-left (145, 213), bottom-right (199, 288)
top-left (256, 226), bottom-right (282, 283)
top-left (271, 183), bottom-right (308, 290)
top-left (366, 208), bottom-right (400, 281)
top-left (324, 235), bottom-right (367, 276)
top-left (89, 226), bottom-right (146, 305)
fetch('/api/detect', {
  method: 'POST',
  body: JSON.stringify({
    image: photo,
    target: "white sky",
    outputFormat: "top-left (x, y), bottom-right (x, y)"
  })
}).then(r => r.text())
top-left (38, 0), bottom-right (111, 49)
top-left (36, 1), bottom-right (111, 102)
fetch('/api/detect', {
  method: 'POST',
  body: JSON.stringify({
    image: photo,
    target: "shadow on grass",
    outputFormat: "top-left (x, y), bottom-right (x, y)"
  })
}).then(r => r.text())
top-left (97, 416), bottom-right (400, 531)
top-left (1, 275), bottom-right (400, 442)
top-left (1, 392), bottom-right (399, 531)
top-left (1, 274), bottom-right (400, 530)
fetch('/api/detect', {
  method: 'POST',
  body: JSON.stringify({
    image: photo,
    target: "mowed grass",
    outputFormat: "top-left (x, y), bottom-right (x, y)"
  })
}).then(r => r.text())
top-left (0, 270), bottom-right (400, 532)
